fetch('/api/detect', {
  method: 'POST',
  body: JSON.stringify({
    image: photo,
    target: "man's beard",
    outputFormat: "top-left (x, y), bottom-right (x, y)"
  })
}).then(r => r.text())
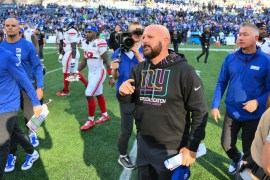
top-left (7, 34), bottom-right (16, 38)
top-left (143, 41), bottom-right (162, 60)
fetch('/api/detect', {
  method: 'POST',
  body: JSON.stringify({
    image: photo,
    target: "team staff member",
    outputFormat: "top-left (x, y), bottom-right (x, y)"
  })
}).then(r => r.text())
top-left (212, 22), bottom-right (270, 175)
top-left (0, 46), bottom-right (42, 179)
top-left (196, 28), bottom-right (211, 64)
top-left (119, 25), bottom-right (208, 179)
top-left (1, 18), bottom-right (44, 171)
top-left (35, 28), bottom-right (46, 62)
top-left (78, 26), bottom-right (115, 130)
top-left (111, 22), bottom-right (144, 170)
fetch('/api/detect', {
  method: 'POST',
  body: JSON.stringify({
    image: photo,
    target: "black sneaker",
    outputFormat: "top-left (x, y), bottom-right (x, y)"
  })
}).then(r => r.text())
top-left (118, 156), bottom-right (136, 170)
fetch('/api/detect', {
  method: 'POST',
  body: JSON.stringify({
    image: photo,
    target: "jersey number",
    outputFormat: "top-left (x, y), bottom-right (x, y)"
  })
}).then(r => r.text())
top-left (84, 51), bottom-right (93, 58)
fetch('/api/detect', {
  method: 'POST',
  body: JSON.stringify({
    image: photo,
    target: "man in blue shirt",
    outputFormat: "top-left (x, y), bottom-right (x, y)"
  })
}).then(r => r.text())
top-left (1, 18), bottom-right (44, 172)
top-left (212, 22), bottom-right (270, 175)
top-left (0, 46), bottom-right (42, 179)
top-left (111, 22), bottom-right (144, 170)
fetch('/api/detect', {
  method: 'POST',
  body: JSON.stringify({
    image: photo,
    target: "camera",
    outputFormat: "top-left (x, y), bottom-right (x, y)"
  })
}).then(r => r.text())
top-left (115, 28), bottom-right (144, 52)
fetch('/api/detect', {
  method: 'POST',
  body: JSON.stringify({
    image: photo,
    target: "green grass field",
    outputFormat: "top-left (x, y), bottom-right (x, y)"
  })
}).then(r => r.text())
top-left (3, 44), bottom-right (243, 180)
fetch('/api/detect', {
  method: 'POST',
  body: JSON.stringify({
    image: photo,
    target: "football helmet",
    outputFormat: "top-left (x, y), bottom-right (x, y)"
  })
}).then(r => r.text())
top-left (63, 18), bottom-right (74, 31)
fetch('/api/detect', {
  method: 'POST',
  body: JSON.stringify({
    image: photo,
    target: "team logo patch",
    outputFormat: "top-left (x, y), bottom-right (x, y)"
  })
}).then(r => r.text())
top-left (16, 48), bottom-right (21, 53)
top-left (250, 65), bottom-right (260, 71)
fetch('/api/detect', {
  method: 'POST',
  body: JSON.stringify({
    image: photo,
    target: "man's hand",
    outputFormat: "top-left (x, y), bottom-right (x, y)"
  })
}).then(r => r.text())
top-left (243, 99), bottom-right (258, 113)
top-left (109, 77), bottom-right (115, 87)
top-left (211, 108), bottom-right (221, 123)
top-left (119, 79), bottom-right (135, 96)
top-left (70, 59), bottom-right (75, 68)
top-left (36, 88), bottom-right (43, 100)
top-left (33, 105), bottom-right (42, 117)
top-left (179, 147), bottom-right (196, 166)
top-left (111, 59), bottom-right (120, 70)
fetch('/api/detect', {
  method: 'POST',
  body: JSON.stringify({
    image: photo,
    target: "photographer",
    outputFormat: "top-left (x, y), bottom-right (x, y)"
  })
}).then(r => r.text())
top-left (111, 22), bottom-right (144, 170)
top-left (108, 24), bottom-right (122, 53)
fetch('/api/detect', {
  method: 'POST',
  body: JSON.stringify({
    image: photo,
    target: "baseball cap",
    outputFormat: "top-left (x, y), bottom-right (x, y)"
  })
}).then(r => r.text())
top-left (85, 26), bottom-right (98, 33)
top-left (171, 166), bottom-right (190, 180)
top-left (256, 22), bottom-right (266, 29)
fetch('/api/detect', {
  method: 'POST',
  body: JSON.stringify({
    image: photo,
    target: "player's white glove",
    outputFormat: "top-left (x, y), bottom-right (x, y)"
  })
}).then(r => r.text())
top-left (58, 54), bottom-right (63, 63)
top-left (70, 59), bottom-right (75, 68)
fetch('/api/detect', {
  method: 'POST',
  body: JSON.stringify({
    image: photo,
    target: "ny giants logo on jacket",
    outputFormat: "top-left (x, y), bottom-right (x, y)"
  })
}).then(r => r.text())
top-left (139, 68), bottom-right (170, 106)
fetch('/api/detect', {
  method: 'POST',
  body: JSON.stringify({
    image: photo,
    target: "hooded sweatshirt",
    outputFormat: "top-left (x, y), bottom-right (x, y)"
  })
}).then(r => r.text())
top-left (119, 51), bottom-right (208, 151)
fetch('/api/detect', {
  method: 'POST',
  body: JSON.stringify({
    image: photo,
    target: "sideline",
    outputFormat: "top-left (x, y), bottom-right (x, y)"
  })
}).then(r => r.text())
top-left (44, 46), bottom-right (234, 52)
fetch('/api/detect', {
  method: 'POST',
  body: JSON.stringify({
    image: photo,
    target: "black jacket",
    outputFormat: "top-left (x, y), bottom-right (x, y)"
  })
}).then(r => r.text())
top-left (108, 31), bottom-right (120, 51)
top-left (119, 51), bottom-right (208, 151)
top-left (200, 32), bottom-right (211, 45)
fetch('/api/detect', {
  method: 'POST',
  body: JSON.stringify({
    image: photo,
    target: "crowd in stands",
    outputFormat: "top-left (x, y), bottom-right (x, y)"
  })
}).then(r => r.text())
top-left (0, 0), bottom-right (270, 44)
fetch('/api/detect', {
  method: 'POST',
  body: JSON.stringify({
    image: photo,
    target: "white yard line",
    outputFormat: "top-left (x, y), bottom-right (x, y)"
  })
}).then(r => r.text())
top-left (119, 139), bottom-right (137, 180)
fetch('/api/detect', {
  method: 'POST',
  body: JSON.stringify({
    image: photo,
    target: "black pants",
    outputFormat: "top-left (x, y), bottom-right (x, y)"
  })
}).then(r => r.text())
top-left (0, 112), bottom-right (34, 179)
top-left (117, 103), bottom-right (135, 155)
top-left (59, 40), bottom-right (63, 54)
top-left (9, 90), bottom-right (36, 155)
top-left (137, 134), bottom-right (176, 180)
top-left (173, 43), bottom-right (179, 53)
top-left (197, 44), bottom-right (209, 63)
top-left (39, 45), bottom-right (44, 59)
top-left (221, 113), bottom-right (259, 161)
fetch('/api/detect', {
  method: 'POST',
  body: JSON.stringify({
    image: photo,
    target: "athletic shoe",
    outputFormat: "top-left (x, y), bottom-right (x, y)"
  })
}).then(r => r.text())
top-left (56, 91), bottom-right (70, 96)
top-left (95, 115), bottom-right (110, 124)
top-left (118, 156), bottom-right (136, 170)
top-left (196, 56), bottom-right (199, 63)
top-left (5, 154), bottom-right (16, 173)
top-left (21, 150), bottom-right (39, 170)
top-left (81, 120), bottom-right (95, 130)
top-left (29, 132), bottom-right (39, 147)
top-left (228, 152), bottom-right (243, 175)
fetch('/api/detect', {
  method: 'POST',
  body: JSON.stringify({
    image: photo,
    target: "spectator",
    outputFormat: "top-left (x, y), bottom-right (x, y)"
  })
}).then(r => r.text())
top-left (111, 22), bottom-right (144, 170)
top-left (118, 24), bottom-right (208, 179)
top-left (211, 22), bottom-right (270, 175)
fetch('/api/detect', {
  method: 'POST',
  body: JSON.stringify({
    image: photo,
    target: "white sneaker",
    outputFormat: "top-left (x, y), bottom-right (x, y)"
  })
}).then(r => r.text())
top-left (5, 154), bottom-right (16, 172)
top-left (21, 150), bottom-right (39, 170)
